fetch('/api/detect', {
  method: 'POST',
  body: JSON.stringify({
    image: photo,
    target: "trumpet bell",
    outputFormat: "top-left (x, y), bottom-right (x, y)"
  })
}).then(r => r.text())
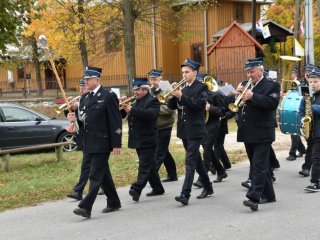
top-left (228, 103), bottom-right (239, 112)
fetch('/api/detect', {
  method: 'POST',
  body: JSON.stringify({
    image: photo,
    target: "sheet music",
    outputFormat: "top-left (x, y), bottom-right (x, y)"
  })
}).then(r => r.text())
top-left (159, 80), bottom-right (173, 91)
top-left (218, 84), bottom-right (236, 96)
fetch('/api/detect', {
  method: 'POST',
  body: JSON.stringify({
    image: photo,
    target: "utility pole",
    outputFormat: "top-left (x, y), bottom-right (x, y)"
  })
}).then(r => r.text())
top-left (252, 0), bottom-right (257, 39)
top-left (304, 0), bottom-right (314, 64)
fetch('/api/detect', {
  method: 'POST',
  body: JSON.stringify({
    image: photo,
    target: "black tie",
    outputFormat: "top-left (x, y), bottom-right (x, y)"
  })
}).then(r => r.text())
top-left (89, 92), bottom-right (94, 99)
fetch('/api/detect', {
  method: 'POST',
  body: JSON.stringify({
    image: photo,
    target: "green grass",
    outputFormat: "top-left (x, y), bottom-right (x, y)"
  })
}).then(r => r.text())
top-left (0, 118), bottom-right (246, 212)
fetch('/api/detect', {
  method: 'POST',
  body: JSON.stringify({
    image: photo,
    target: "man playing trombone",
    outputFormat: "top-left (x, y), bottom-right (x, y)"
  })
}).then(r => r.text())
top-left (167, 59), bottom-right (213, 205)
top-left (235, 58), bottom-right (280, 211)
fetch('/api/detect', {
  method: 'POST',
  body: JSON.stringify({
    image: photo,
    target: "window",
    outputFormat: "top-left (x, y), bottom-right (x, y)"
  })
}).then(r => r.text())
top-left (2, 107), bottom-right (41, 122)
top-left (18, 65), bottom-right (24, 81)
top-left (191, 43), bottom-right (204, 66)
top-left (234, 3), bottom-right (244, 22)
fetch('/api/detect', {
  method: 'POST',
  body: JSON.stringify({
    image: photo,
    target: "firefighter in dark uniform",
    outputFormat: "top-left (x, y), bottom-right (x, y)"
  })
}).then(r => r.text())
top-left (148, 69), bottom-right (178, 182)
top-left (167, 59), bottom-right (213, 205)
top-left (236, 59), bottom-right (280, 211)
top-left (66, 79), bottom-right (90, 201)
top-left (193, 73), bottom-right (227, 187)
top-left (121, 78), bottom-right (165, 202)
top-left (73, 66), bottom-right (122, 218)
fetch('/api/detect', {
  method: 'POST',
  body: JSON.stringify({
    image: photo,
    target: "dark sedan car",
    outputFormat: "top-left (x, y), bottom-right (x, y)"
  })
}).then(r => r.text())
top-left (0, 103), bottom-right (77, 151)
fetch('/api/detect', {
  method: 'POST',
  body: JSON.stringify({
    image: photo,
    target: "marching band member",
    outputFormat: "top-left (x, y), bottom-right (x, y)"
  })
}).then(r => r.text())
top-left (299, 64), bottom-right (319, 177)
top-left (73, 66), bottom-right (122, 218)
top-left (286, 67), bottom-right (306, 161)
top-left (66, 79), bottom-right (90, 201)
top-left (121, 78), bottom-right (165, 202)
top-left (236, 58), bottom-right (280, 211)
top-left (167, 59), bottom-right (213, 205)
top-left (193, 73), bottom-right (226, 187)
top-left (148, 69), bottom-right (178, 182)
top-left (301, 69), bottom-right (320, 192)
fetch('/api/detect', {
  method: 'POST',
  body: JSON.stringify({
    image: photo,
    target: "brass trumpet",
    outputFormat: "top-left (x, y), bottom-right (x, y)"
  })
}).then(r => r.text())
top-left (119, 95), bottom-right (136, 110)
top-left (158, 78), bottom-right (187, 104)
top-left (228, 79), bottom-right (253, 112)
top-left (55, 95), bottom-right (81, 115)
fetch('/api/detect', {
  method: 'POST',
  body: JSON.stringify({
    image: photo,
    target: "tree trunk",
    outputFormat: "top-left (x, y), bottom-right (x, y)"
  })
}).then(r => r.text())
top-left (30, 33), bottom-right (43, 96)
top-left (294, 0), bottom-right (301, 41)
top-left (77, 0), bottom-right (88, 69)
top-left (122, 0), bottom-right (136, 93)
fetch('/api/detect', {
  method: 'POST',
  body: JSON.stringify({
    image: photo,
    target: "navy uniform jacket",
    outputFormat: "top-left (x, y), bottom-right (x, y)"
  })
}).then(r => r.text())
top-left (78, 87), bottom-right (122, 153)
top-left (237, 77), bottom-right (280, 143)
top-left (167, 80), bottom-right (208, 140)
top-left (206, 91), bottom-right (225, 130)
top-left (126, 92), bottom-right (160, 149)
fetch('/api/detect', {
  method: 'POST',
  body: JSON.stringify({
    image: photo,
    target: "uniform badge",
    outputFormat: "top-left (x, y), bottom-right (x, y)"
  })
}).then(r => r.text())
top-left (97, 100), bottom-right (104, 103)
top-left (115, 128), bottom-right (122, 134)
top-left (270, 93), bottom-right (279, 99)
top-left (97, 93), bottom-right (101, 97)
top-left (80, 111), bottom-right (83, 115)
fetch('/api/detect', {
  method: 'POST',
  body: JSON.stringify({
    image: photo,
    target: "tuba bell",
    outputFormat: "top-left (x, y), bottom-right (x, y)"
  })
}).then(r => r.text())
top-left (280, 56), bottom-right (301, 93)
top-left (203, 76), bottom-right (219, 92)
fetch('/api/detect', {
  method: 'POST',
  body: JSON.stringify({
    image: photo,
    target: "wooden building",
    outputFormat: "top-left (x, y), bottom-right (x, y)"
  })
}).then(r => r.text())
top-left (0, 0), bottom-right (271, 94)
top-left (207, 20), bottom-right (263, 86)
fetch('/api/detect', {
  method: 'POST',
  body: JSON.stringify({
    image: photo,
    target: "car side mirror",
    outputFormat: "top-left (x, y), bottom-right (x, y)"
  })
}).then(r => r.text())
top-left (35, 116), bottom-right (43, 123)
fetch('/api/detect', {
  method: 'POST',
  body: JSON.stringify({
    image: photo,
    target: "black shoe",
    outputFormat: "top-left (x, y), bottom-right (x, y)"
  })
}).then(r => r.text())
top-left (129, 189), bottom-right (140, 202)
top-left (299, 169), bottom-right (310, 177)
top-left (297, 152), bottom-right (305, 158)
top-left (243, 200), bottom-right (258, 211)
top-left (304, 183), bottom-right (320, 192)
top-left (196, 189), bottom-right (214, 199)
top-left (241, 179), bottom-right (251, 189)
top-left (102, 205), bottom-right (121, 213)
top-left (175, 195), bottom-right (189, 205)
top-left (98, 189), bottom-right (105, 195)
top-left (193, 180), bottom-right (203, 188)
top-left (213, 172), bottom-right (228, 183)
top-left (162, 177), bottom-right (178, 182)
top-left (67, 191), bottom-right (82, 201)
top-left (259, 198), bottom-right (276, 204)
top-left (209, 167), bottom-right (216, 175)
top-left (73, 207), bottom-right (91, 218)
top-left (224, 165), bottom-right (232, 170)
top-left (286, 155), bottom-right (296, 161)
top-left (146, 190), bottom-right (164, 197)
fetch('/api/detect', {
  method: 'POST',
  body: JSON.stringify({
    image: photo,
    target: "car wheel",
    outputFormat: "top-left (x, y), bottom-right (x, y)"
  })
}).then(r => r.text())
top-left (57, 132), bottom-right (77, 152)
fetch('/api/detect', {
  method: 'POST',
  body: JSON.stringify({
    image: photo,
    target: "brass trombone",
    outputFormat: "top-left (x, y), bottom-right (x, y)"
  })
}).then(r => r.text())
top-left (157, 78), bottom-right (187, 104)
top-left (119, 95), bottom-right (136, 110)
top-left (55, 95), bottom-right (81, 115)
top-left (228, 79), bottom-right (253, 112)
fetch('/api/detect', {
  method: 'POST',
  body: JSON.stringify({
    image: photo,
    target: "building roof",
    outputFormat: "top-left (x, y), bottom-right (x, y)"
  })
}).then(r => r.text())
top-left (207, 21), bottom-right (263, 55)
top-left (211, 19), bottom-right (293, 45)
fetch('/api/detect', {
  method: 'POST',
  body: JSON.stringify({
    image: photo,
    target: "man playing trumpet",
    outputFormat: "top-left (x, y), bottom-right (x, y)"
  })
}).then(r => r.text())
top-left (235, 58), bottom-right (280, 211)
top-left (167, 59), bottom-right (213, 205)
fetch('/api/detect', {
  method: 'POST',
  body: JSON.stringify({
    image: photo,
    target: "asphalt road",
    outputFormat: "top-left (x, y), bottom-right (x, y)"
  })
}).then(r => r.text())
top-left (0, 149), bottom-right (320, 240)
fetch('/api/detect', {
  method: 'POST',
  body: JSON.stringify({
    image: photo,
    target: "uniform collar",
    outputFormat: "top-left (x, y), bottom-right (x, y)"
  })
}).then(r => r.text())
top-left (90, 85), bottom-right (101, 96)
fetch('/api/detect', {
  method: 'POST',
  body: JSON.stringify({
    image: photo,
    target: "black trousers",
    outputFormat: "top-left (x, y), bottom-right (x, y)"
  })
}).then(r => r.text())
top-left (289, 135), bottom-right (306, 156)
top-left (79, 152), bottom-right (120, 212)
top-left (302, 138), bottom-right (314, 171)
top-left (203, 128), bottom-right (225, 176)
top-left (131, 147), bottom-right (164, 194)
top-left (154, 127), bottom-right (177, 179)
top-left (216, 131), bottom-right (231, 169)
top-left (73, 152), bottom-right (91, 194)
top-left (181, 138), bottom-right (212, 199)
top-left (245, 142), bottom-right (275, 202)
top-left (310, 138), bottom-right (320, 184)
top-left (269, 146), bottom-right (280, 169)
